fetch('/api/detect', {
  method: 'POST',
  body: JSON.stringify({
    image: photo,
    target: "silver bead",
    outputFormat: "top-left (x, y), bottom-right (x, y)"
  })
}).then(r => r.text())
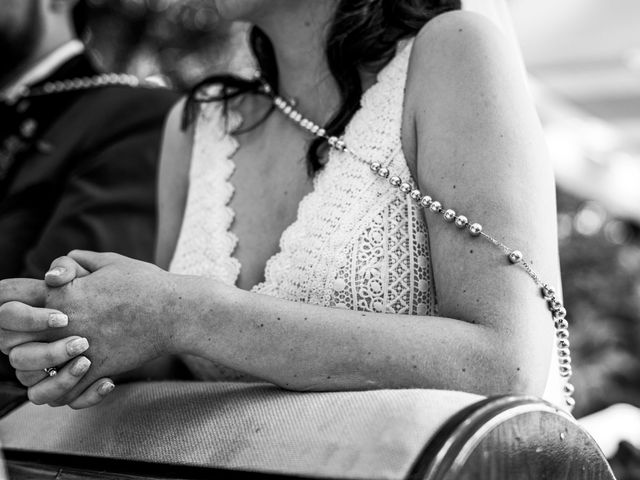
top-left (563, 383), bottom-right (575, 395)
top-left (469, 223), bottom-right (483, 237)
top-left (400, 182), bottom-right (412, 193)
top-left (558, 347), bottom-right (570, 358)
top-left (555, 318), bottom-right (569, 330)
top-left (443, 209), bottom-right (456, 222)
top-left (542, 284), bottom-right (556, 299)
top-left (377, 167), bottom-right (389, 178)
top-left (559, 365), bottom-right (572, 377)
top-left (553, 306), bottom-right (567, 319)
top-left (410, 190), bottom-right (422, 201)
top-left (429, 201), bottom-right (442, 213)
top-left (548, 299), bottom-right (562, 311)
top-left (508, 250), bottom-right (523, 264)
top-left (335, 140), bottom-right (347, 151)
top-left (20, 119), bottom-right (37, 138)
top-left (317, 128), bottom-right (326, 136)
top-left (311, 125), bottom-right (319, 134)
top-left (454, 215), bottom-right (468, 229)
top-left (558, 356), bottom-right (571, 365)
top-left (556, 328), bottom-right (569, 340)
top-left (370, 162), bottom-right (381, 173)
top-left (557, 338), bottom-right (570, 349)
top-left (420, 196), bottom-right (432, 208)
top-left (565, 397), bottom-right (576, 408)
top-left (389, 176), bottom-right (402, 187)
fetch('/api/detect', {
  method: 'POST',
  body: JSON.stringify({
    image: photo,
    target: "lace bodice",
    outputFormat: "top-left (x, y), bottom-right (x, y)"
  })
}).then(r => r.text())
top-left (171, 41), bottom-right (434, 317)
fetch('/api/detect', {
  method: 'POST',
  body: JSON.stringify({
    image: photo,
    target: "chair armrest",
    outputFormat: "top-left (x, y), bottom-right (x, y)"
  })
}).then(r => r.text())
top-left (0, 382), bottom-right (615, 479)
top-left (414, 396), bottom-right (616, 480)
top-left (0, 381), bottom-right (482, 479)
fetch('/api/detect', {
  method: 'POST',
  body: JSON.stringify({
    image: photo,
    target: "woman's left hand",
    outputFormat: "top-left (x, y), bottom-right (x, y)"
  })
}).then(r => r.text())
top-left (3, 251), bottom-right (178, 408)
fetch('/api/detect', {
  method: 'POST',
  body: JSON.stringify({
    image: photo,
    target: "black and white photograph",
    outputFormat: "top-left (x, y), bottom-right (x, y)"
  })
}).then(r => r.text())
top-left (0, 0), bottom-right (638, 478)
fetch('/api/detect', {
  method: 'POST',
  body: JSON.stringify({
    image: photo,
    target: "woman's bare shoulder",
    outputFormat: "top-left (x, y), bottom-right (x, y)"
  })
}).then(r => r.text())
top-left (412, 10), bottom-right (513, 68)
top-left (159, 98), bottom-right (194, 180)
top-left (402, 10), bottom-right (560, 356)
top-left (156, 97), bottom-right (194, 269)
top-left (404, 9), bottom-right (545, 176)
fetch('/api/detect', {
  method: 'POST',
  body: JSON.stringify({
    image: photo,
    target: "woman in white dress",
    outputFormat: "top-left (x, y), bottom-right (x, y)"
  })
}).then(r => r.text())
top-left (0, 0), bottom-right (569, 410)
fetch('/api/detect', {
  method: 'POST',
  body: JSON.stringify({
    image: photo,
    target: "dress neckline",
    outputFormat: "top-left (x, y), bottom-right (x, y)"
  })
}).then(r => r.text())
top-left (221, 40), bottom-right (416, 291)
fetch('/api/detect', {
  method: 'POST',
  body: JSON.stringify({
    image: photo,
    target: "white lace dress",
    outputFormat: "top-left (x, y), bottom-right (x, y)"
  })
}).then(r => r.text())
top-left (169, 41), bottom-right (565, 407)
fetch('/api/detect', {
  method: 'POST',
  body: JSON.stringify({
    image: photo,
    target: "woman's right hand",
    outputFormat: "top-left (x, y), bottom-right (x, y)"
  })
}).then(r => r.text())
top-left (5, 251), bottom-right (178, 408)
top-left (1, 255), bottom-right (113, 407)
top-left (0, 255), bottom-right (88, 363)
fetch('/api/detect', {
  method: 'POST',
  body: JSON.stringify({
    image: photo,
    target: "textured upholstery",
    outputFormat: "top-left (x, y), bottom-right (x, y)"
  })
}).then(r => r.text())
top-left (0, 382), bottom-right (482, 479)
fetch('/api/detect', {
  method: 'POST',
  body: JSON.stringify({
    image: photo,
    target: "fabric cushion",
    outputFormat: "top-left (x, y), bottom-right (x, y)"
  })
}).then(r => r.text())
top-left (0, 381), bottom-right (482, 479)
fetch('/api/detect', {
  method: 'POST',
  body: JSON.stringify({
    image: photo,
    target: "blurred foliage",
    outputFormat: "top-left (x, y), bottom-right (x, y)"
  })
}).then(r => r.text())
top-left (557, 191), bottom-right (640, 417)
top-left (82, 0), bottom-right (640, 418)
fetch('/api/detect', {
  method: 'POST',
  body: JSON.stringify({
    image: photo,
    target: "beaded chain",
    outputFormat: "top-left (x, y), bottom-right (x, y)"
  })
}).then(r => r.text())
top-left (8, 73), bottom-right (144, 104)
top-left (261, 80), bottom-right (575, 410)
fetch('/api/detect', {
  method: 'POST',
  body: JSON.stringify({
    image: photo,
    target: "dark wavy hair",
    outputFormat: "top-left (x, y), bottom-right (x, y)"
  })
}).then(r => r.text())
top-left (72, 0), bottom-right (89, 38)
top-left (184, 0), bottom-right (461, 174)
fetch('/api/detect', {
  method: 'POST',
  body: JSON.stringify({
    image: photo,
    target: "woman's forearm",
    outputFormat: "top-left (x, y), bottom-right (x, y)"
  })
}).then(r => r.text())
top-left (168, 274), bottom-right (550, 396)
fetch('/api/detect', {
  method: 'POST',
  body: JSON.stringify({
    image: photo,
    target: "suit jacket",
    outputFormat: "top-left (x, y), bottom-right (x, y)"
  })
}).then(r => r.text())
top-left (0, 54), bottom-right (179, 279)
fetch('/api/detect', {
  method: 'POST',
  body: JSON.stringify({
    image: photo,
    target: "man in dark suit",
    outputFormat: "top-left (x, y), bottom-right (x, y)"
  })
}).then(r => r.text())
top-left (0, 0), bottom-right (178, 280)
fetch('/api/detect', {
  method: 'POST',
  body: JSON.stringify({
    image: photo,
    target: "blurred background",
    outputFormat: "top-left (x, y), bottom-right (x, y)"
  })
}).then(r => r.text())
top-left (80, 0), bottom-right (640, 474)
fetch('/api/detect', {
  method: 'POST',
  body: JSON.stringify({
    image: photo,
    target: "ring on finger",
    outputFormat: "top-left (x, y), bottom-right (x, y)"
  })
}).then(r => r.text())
top-left (43, 367), bottom-right (58, 377)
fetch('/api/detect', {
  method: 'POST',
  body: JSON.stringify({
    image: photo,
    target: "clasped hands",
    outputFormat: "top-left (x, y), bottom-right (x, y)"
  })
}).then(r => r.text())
top-left (0, 251), bottom-right (175, 409)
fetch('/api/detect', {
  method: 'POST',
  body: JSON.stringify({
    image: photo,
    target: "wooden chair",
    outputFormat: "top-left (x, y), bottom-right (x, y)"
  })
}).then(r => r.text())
top-left (0, 381), bottom-right (616, 479)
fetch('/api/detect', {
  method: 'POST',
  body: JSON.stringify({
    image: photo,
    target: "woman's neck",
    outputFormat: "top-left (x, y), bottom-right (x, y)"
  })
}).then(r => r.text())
top-left (253, 1), bottom-right (341, 126)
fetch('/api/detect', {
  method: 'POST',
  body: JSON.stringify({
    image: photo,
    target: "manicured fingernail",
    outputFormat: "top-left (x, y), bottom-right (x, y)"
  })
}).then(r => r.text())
top-left (70, 357), bottom-right (91, 377)
top-left (48, 313), bottom-right (68, 328)
top-left (98, 381), bottom-right (115, 396)
top-left (66, 337), bottom-right (89, 356)
top-left (45, 267), bottom-right (66, 277)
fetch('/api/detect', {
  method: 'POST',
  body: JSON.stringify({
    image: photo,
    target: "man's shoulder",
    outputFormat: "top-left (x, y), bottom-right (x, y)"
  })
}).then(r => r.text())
top-left (57, 84), bottom-right (179, 147)
top-left (77, 84), bottom-right (180, 120)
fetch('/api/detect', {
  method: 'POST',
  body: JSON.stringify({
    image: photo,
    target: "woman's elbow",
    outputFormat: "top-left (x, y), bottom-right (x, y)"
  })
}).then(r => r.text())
top-left (492, 342), bottom-right (550, 397)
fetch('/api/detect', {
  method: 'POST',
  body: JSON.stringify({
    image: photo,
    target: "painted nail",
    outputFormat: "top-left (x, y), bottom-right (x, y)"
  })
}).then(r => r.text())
top-left (45, 267), bottom-right (66, 277)
top-left (69, 357), bottom-right (91, 377)
top-left (98, 381), bottom-right (115, 396)
top-left (66, 337), bottom-right (89, 356)
top-left (48, 313), bottom-right (68, 328)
